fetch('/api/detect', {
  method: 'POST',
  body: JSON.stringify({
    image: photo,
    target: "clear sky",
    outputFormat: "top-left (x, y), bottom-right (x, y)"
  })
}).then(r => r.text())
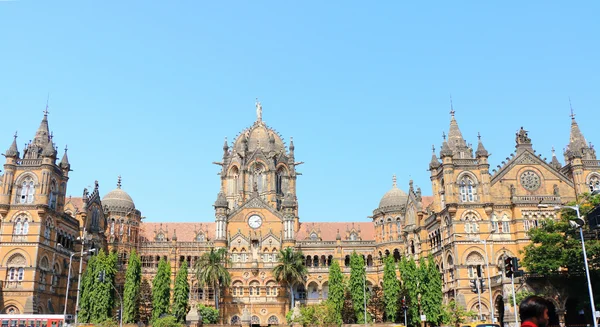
top-left (1, 1), bottom-right (599, 223)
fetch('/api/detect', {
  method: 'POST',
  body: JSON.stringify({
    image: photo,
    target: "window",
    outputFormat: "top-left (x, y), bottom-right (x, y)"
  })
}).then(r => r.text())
top-left (196, 233), bottom-right (205, 242)
top-left (491, 214), bottom-right (499, 233)
top-left (523, 220), bottom-right (530, 231)
top-left (230, 316), bottom-right (240, 325)
top-left (589, 175), bottom-right (600, 193)
top-left (349, 232), bottom-right (358, 241)
top-left (266, 281), bottom-right (277, 296)
top-left (464, 213), bottom-right (479, 234)
top-left (156, 233), bottom-right (165, 242)
top-left (502, 220), bottom-right (510, 234)
top-left (232, 282), bottom-right (243, 296)
top-left (309, 232), bottom-right (318, 241)
top-left (110, 220), bottom-right (115, 235)
top-left (249, 281), bottom-right (260, 296)
top-left (49, 181), bottom-right (57, 210)
top-left (19, 177), bottom-right (35, 204)
top-left (44, 220), bottom-right (52, 243)
top-left (468, 265), bottom-right (482, 279)
top-left (459, 176), bottom-right (477, 202)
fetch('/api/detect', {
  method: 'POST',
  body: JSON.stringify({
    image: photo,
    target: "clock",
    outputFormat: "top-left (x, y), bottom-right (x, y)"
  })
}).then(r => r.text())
top-left (248, 215), bottom-right (263, 229)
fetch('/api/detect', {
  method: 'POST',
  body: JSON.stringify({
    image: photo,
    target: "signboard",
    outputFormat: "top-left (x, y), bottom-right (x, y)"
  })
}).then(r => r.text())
top-left (420, 315), bottom-right (426, 321)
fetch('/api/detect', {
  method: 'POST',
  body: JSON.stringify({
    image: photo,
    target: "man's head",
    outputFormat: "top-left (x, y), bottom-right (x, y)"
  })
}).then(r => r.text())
top-left (519, 295), bottom-right (549, 327)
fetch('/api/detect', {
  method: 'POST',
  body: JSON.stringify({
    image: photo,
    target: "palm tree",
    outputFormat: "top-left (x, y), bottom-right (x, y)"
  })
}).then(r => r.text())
top-left (272, 247), bottom-right (307, 310)
top-left (195, 247), bottom-right (231, 311)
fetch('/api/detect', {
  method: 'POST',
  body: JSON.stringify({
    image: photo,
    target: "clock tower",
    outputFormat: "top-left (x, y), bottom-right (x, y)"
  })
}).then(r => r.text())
top-left (213, 100), bottom-right (299, 250)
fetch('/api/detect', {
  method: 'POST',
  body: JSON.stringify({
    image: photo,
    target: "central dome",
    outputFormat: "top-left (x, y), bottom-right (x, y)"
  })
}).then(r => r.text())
top-left (378, 176), bottom-right (408, 209)
top-left (233, 123), bottom-right (286, 154)
top-left (102, 177), bottom-right (135, 213)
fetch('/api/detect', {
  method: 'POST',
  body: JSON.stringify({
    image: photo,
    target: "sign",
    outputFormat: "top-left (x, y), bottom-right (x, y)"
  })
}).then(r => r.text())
top-left (420, 315), bottom-right (426, 321)
top-left (595, 311), bottom-right (600, 318)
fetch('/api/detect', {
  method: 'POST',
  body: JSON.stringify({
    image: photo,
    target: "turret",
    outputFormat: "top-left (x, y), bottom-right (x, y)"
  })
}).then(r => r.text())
top-left (214, 192), bottom-right (228, 244)
top-left (429, 145), bottom-right (440, 171)
top-left (59, 146), bottom-right (71, 175)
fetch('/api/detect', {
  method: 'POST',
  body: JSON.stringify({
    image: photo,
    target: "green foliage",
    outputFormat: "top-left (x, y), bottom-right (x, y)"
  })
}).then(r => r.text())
top-left (123, 250), bottom-right (141, 323)
top-left (326, 260), bottom-right (345, 324)
top-left (285, 310), bottom-right (294, 324)
top-left (399, 255), bottom-right (420, 327)
top-left (383, 256), bottom-right (400, 322)
top-left (292, 303), bottom-right (339, 327)
top-left (349, 252), bottom-right (370, 324)
top-left (367, 286), bottom-right (385, 323)
top-left (78, 250), bottom-right (118, 324)
top-left (173, 261), bottom-right (190, 323)
top-left (342, 290), bottom-right (356, 324)
top-left (509, 290), bottom-right (536, 307)
top-left (272, 247), bottom-right (307, 310)
top-left (98, 319), bottom-right (118, 327)
top-left (195, 247), bottom-right (231, 311)
top-left (421, 255), bottom-right (444, 326)
top-left (522, 193), bottom-right (600, 274)
top-left (152, 258), bottom-right (172, 323)
top-left (197, 304), bottom-right (219, 324)
top-left (138, 278), bottom-right (153, 324)
top-left (441, 299), bottom-right (477, 327)
top-left (152, 316), bottom-right (183, 327)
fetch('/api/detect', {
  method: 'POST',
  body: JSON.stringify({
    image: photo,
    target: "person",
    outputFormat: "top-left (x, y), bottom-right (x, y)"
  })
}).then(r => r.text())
top-left (519, 295), bottom-right (549, 327)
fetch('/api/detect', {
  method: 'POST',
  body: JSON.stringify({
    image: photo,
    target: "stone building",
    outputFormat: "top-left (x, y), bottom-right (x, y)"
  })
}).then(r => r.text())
top-left (1, 102), bottom-right (598, 327)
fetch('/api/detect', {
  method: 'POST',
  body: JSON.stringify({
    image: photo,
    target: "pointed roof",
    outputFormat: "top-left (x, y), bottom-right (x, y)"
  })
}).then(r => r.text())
top-left (42, 135), bottom-right (57, 157)
top-left (34, 110), bottom-right (51, 147)
top-left (429, 145), bottom-right (440, 170)
top-left (440, 133), bottom-right (453, 157)
top-left (567, 114), bottom-right (588, 155)
top-left (475, 132), bottom-right (489, 157)
top-left (4, 132), bottom-right (19, 158)
top-left (447, 107), bottom-right (468, 151)
top-left (59, 145), bottom-right (70, 169)
top-left (214, 192), bottom-right (228, 208)
top-left (550, 147), bottom-right (561, 170)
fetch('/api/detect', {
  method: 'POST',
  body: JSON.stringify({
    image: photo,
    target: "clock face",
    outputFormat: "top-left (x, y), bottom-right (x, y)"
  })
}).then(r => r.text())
top-left (248, 215), bottom-right (263, 229)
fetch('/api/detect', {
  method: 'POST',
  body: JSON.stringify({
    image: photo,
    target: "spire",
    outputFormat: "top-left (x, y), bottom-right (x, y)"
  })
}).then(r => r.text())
top-left (289, 137), bottom-right (295, 152)
top-left (117, 175), bottom-right (122, 189)
top-left (429, 145), bottom-right (440, 170)
top-left (4, 132), bottom-right (19, 158)
top-left (567, 104), bottom-right (588, 156)
top-left (172, 229), bottom-right (177, 241)
top-left (42, 134), bottom-right (57, 157)
top-left (447, 101), bottom-right (468, 152)
top-left (59, 145), bottom-right (70, 169)
top-left (214, 192), bottom-right (228, 208)
top-left (440, 133), bottom-right (453, 157)
top-left (475, 132), bottom-right (489, 158)
top-left (550, 146), bottom-right (562, 170)
top-left (34, 104), bottom-right (51, 147)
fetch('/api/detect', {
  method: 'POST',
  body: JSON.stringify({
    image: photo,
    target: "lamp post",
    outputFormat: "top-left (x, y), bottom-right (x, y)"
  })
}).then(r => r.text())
top-left (539, 203), bottom-right (597, 327)
top-left (363, 266), bottom-right (367, 325)
top-left (74, 228), bottom-right (94, 327)
top-left (57, 244), bottom-right (76, 317)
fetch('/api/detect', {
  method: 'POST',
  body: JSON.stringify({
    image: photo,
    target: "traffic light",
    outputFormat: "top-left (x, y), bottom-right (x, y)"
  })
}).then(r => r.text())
top-left (115, 309), bottom-right (121, 322)
top-left (98, 270), bottom-right (105, 282)
top-left (504, 257), bottom-right (514, 277)
top-left (470, 279), bottom-right (478, 293)
top-left (512, 257), bottom-right (520, 273)
top-left (401, 296), bottom-right (407, 310)
top-left (479, 279), bottom-right (486, 291)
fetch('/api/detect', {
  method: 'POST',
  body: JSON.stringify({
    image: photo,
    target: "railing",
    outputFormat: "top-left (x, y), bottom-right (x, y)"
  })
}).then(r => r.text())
top-left (18, 159), bottom-right (43, 166)
top-left (11, 235), bottom-right (27, 242)
top-left (4, 281), bottom-right (22, 289)
top-left (296, 241), bottom-right (337, 246)
top-left (454, 159), bottom-right (479, 165)
top-left (583, 160), bottom-right (600, 167)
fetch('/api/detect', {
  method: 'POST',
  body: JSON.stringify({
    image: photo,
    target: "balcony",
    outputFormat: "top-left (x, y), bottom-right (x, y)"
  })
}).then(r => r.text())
top-left (4, 281), bottom-right (23, 289)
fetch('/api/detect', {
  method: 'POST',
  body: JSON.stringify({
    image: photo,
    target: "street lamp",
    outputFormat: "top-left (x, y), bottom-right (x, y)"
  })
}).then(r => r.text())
top-left (74, 228), bottom-right (95, 327)
top-left (58, 244), bottom-right (96, 317)
top-left (363, 266), bottom-right (367, 325)
top-left (538, 203), bottom-right (597, 327)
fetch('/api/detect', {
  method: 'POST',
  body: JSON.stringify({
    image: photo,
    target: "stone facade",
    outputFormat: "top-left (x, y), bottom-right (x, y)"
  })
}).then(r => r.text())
top-left (1, 103), bottom-right (599, 327)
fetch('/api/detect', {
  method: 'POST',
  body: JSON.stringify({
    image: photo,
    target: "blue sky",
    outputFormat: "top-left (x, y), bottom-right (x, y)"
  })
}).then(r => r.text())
top-left (1, 1), bottom-right (598, 223)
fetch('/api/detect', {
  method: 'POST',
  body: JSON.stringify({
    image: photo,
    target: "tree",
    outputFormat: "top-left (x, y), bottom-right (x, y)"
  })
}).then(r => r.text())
top-left (195, 248), bottom-right (231, 311)
top-left (78, 250), bottom-right (117, 324)
top-left (138, 278), bottom-right (153, 324)
top-left (198, 305), bottom-right (219, 324)
top-left (272, 247), bottom-right (307, 310)
top-left (152, 316), bottom-right (183, 327)
top-left (382, 256), bottom-right (400, 322)
top-left (399, 255), bottom-right (420, 327)
top-left (509, 290), bottom-right (536, 307)
top-left (421, 255), bottom-right (443, 326)
top-left (152, 258), bottom-right (172, 323)
top-left (123, 250), bottom-right (141, 324)
top-left (367, 286), bottom-right (385, 323)
top-left (292, 303), bottom-right (339, 327)
top-left (173, 261), bottom-right (190, 323)
top-left (349, 252), bottom-right (370, 323)
top-left (522, 193), bottom-right (600, 275)
top-left (441, 299), bottom-right (477, 327)
top-left (326, 260), bottom-right (345, 324)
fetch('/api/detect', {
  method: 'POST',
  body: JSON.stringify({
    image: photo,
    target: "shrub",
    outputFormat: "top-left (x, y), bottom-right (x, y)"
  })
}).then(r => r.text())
top-left (152, 316), bottom-right (183, 327)
top-left (198, 305), bottom-right (219, 324)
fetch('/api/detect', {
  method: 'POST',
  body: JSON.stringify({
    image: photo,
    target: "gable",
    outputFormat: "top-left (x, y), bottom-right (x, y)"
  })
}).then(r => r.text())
top-left (491, 150), bottom-right (573, 187)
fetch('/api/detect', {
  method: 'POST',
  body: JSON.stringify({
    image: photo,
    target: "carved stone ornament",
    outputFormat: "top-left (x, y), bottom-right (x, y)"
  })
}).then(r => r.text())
top-left (520, 170), bottom-right (541, 191)
top-left (8, 254), bottom-right (26, 266)
top-left (243, 271), bottom-right (250, 279)
top-left (517, 154), bottom-right (536, 165)
top-left (245, 197), bottom-right (265, 209)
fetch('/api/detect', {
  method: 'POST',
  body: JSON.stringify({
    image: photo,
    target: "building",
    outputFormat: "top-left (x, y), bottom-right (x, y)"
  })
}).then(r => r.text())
top-left (1, 102), bottom-right (599, 326)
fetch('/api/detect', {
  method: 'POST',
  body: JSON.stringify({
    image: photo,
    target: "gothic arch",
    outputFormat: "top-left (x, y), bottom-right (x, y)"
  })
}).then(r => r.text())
top-left (2, 249), bottom-right (31, 266)
top-left (461, 210), bottom-right (480, 221)
top-left (456, 171), bottom-right (479, 184)
top-left (14, 172), bottom-right (39, 185)
top-left (464, 250), bottom-right (485, 265)
top-left (9, 211), bottom-right (33, 222)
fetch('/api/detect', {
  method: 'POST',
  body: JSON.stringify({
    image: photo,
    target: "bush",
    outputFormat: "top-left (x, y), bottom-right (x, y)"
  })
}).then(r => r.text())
top-left (152, 316), bottom-right (183, 327)
top-left (293, 303), bottom-right (340, 327)
top-left (198, 305), bottom-right (219, 324)
top-left (98, 319), bottom-right (117, 327)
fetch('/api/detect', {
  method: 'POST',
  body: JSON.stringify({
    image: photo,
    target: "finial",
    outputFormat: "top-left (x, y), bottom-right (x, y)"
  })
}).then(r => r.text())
top-left (442, 132), bottom-right (446, 140)
top-left (477, 132), bottom-right (481, 141)
top-left (432, 144), bottom-right (435, 153)
top-left (552, 146), bottom-right (556, 155)
top-left (449, 95), bottom-right (455, 116)
top-left (64, 144), bottom-right (68, 152)
top-left (569, 97), bottom-right (575, 120)
top-left (44, 93), bottom-right (50, 116)
top-left (14, 131), bottom-right (18, 139)
top-left (392, 174), bottom-right (397, 187)
top-left (117, 175), bottom-right (122, 189)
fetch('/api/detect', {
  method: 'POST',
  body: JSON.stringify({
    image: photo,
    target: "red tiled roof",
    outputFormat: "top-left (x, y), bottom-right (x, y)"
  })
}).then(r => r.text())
top-left (65, 196), bottom-right (85, 213)
top-left (139, 222), bottom-right (215, 242)
top-left (421, 196), bottom-right (434, 210)
top-left (296, 222), bottom-right (374, 241)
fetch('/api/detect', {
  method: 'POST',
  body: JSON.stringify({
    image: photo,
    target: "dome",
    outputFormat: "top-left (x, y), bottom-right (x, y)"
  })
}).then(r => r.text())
top-left (233, 123), bottom-right (286, 154)
top-left (102, 177), bottom-right (135, 213)
top-left (378, 176), bottom-right (408, 209)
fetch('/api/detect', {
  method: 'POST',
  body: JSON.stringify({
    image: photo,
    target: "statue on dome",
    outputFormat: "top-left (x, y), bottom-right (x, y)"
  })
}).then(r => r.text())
top-left (256, 99), bottom-right (262, 122)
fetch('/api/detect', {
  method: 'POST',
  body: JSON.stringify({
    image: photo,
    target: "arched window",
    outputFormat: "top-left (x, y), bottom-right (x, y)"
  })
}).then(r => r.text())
top-left (19, 176), bottom-right (35, 204)
top-left (230, 316), bottom-right (241, 325)
top-left (501, 215), bottom-right (511, 233)
top-left (232, 281), bottom-right (244, 296)
top-left (268, 316), bottom-right (279, 325)
top-left (7, 254), bottom-right (27, 284)
top-left (49, 181), bottom-right (57, 210)
top-left (249, 281), bottom-right (260, 296)
top-left (196, 233), bottom-right (205, 242)
top-left (589, 175), bottom-right (600, 193)
top-left (276, 168), bottom-right (287, 196)
top-left (110, 219), bottom-right (115, 235)
top-left (349, 232), bottom-right (358, 241)
top-left (91, 207), bottom-right (100, 232)
top-left (459, 176), bottom-right (477, 202)
top-left (266, 281), bottom-right (277, 296)
top-left (310, 232), bottom-right (318, 241)
top-left (491, 214), bottom-right (499, 233)
top-left (240, 249), bottom-right (248, 263)
top-left (464, 212), bottom-right (479, 234)
top-left (156, 232), bottom-right (165, 242)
